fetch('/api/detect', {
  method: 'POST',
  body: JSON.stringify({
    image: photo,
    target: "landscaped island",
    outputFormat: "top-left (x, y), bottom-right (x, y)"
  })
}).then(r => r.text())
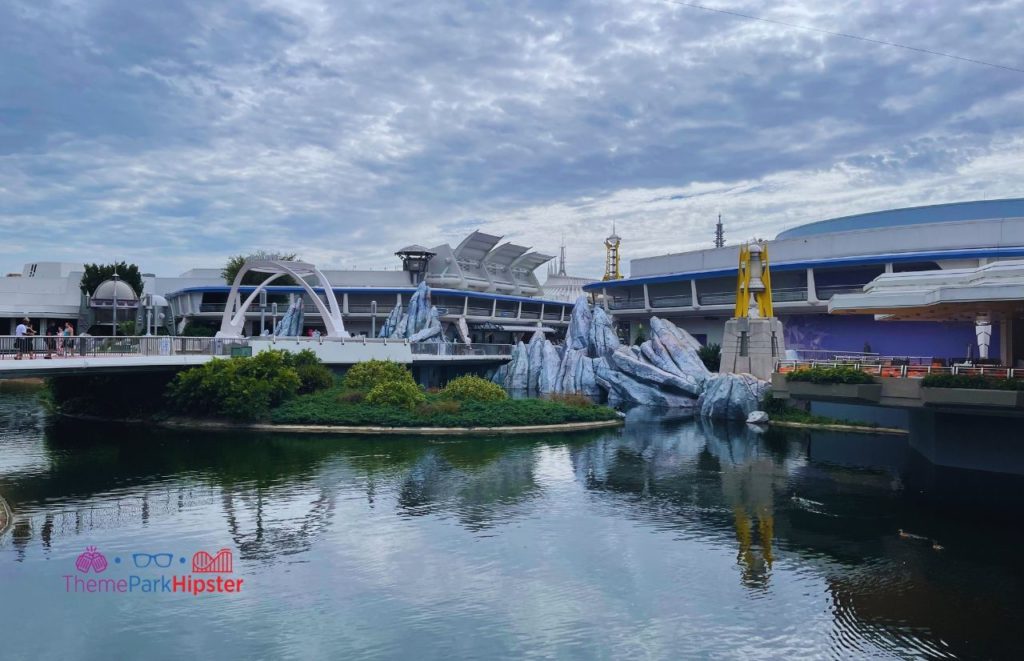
top-left (46, 351), bottom-right (621, 431)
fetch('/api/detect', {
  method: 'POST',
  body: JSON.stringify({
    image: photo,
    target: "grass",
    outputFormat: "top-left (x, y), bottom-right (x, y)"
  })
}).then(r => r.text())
top-left (786, 367), bottom-right (876, 385)
top-left (921, 373), bottom-right (1024, 391)
top-left (762, 397), bottom-right (877, 428)
top-left (271, 384), bottom-right (620, 427)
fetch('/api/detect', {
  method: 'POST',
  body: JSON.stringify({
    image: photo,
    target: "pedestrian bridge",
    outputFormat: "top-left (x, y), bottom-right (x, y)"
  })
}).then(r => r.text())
top-left (0, 335), bottom-right (512, 379)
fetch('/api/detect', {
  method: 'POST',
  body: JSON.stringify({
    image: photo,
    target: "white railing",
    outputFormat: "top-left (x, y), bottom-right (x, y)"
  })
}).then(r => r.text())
top-left (0, 335), bottom-right (250, 359)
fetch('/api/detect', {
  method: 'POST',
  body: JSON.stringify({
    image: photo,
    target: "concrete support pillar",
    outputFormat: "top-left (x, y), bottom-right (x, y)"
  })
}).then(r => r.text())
top-left (1001, 319), bottom-right (1013, 367)
top-left (643, 284), bottom-right (651, 311)
top-left (691, 280), bottom-right (700, 309)
top-left (806, 268), bottom-right (818, 304)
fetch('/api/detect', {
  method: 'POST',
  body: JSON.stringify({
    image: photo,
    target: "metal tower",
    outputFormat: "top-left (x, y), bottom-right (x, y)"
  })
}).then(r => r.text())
top-left (603, 225), bottom-right (623, 281)
top-left (714, 214), bottom-right (725, 248)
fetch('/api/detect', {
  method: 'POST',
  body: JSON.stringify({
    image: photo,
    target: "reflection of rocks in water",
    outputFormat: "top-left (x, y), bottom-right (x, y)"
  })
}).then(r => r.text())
top-left (397, 447), bottom-right (540, 530)
top-left (0, 493), bottom-right (11, 536)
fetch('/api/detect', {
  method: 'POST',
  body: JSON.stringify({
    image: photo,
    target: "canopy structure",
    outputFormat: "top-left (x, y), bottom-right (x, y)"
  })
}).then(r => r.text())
top-left (217, 260), bottom-right (348, 338)
top-left (828, 261), bottom-right (1024, 322)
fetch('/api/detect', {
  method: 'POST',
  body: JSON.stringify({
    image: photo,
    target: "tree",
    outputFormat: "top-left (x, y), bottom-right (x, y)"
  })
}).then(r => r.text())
top-left (80, 262), bottom-right (143, 297)
top-left (221, 251), bottom-right (299, 286)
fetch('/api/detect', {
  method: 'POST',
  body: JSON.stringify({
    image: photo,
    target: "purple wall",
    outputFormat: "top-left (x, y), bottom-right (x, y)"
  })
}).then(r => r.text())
top-left (782, 314), bottom-right (998, 360)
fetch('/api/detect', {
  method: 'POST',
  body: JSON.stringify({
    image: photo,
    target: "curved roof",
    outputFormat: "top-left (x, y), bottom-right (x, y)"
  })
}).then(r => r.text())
top-left (92, 279), bottom-right (138, 301)
top-left (778, 198), bottom-right (1024, 239)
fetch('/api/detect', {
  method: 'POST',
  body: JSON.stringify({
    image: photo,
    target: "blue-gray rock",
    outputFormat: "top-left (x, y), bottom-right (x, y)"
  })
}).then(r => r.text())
top-left (566, 295), bottom-right (593, 351)
top-left (697, 373), bottom-right (769, 420)
top-left (379, 305), bottom-right (403, 338)
top-left (746, 410), bottom-right (769, 424)
top-left (650, 317), bottom-right (709, 381)
top-left (589, 306), bottom-right (620, 357)
top-left (506, 342), bottom-right (530, 390)
top-left (605, 347), bottom-right (703, 397)
top-left (538, 340), bottom-right (561, 394)
top-left (594, 360), bottom-right (699, 409)
top-left (409, 307), bottom-right (443, 342)
top-left (526, 331), bottom-right (545, 392)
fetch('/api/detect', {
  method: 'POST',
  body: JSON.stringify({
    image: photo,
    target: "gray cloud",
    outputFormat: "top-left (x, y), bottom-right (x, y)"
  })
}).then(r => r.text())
top-left (1, 0), bottom-right (1023, 278)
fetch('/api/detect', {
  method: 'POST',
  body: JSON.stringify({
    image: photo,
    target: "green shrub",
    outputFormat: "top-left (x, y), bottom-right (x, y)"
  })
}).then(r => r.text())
top-left (545, 393), bottom-right (594, 408)
top-left (921, 373), bottom-right (1024, 391)
top-left (698, 343), bottom-right (721, 372)
top-left (342, 360), bottom-right (415, 392)
top-left (180, 323), bottom-right (216, 337)
top-left (365, 380), bottom-right (426, 410)
top-left (786, 367), bottom-right (876, 385)
top-left (337, 390), bottom-right (366, 404)
top-left (418, 399), bottom-right (462, 416)
top-left (166, 350), bottom-right (302, 420)
top-left (440, 375), bottom-right (508, 402)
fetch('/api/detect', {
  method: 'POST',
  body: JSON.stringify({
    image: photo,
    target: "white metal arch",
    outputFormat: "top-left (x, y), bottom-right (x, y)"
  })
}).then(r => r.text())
top-left (217, 260), bottom-right (348, 338)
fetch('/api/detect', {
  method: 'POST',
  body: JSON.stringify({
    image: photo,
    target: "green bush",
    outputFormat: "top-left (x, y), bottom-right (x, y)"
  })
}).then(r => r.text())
top-left (698, 343), bottom-right (721, 372)
top-left (280, 350), bottom-right (334, 394)
top-left (545, 393), bottom-right (595, 408)
top-left (180, 323), bottom-right (217, 337)
top-left (166, 350), bottom-right (302, 420)
top-left (786, 367), bottom-right (876, 385)
top-left (342, 360), bottom-right (415, 392)
top-left (921, 373), bottom-right (1024, 391)
top-left (337, 390), bottom-right (366, 404)
top-left (440, 375), bottom-right (508, 402)
top-left (272, 388), bottom-right (620, 427)
top-left (365, 380), bottom-right (426, 410)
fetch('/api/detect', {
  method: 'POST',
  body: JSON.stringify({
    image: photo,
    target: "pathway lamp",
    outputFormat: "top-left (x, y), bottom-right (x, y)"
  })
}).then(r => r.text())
top-left (259, 289), bottom-right (268, 335)
top-left (112, 269), bottom-right (119, 337)
top-left (271, 302), bottom-right (278, 337)
top-left (371, 300), bottom-right (377, 338)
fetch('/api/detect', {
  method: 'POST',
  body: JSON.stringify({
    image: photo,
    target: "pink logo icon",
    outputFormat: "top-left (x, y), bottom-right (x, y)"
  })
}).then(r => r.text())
top-left (75, 546), bottom-right (108, 574)
top-left (192, 548), bottom-right (233, 573)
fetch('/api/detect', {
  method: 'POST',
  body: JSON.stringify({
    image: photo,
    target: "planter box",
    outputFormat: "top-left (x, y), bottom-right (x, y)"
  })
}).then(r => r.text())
top-left (921, 387), bottom-right (1024, 409)
top-left (785, 382), bottom-right (882, 402)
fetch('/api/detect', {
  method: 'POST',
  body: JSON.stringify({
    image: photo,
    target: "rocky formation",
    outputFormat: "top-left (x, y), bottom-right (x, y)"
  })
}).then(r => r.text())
top-left (378, 281), bottom-right (445, 342)
top-left (273, 298), bottom-right (305, 336)
top-left (697, 373), bottom-right (770, 421)
top-left (493, 296), bottom-right (771, 421)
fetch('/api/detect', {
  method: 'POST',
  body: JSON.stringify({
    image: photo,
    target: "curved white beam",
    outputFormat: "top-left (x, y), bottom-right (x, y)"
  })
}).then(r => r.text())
top-left (217, 260), bottom-right (348, 338)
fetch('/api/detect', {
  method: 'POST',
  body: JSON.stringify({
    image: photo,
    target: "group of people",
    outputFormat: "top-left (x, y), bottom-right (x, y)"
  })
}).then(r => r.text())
top-left (13, 318), bottom-right (76, 360)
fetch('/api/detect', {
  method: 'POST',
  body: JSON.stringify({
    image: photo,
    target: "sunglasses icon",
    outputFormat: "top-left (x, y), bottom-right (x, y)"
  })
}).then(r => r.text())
top-left (133, 553), bottom-right (174, 568)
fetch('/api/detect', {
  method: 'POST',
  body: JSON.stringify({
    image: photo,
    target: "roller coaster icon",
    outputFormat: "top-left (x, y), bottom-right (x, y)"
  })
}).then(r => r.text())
top-left (191, 548), bottom-right (233, 573)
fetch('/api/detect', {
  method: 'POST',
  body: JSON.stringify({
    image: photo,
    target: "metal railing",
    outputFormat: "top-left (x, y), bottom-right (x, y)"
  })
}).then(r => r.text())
top-left (409, 343), bottom-right (513, 356)
top-left (0, 335), bottom-right (249, 359)
top-left (609, 298), bottom-right (646, 310)
top-left (814, 285), bottom-right (865, 300)
top-left (776, 359), bottom-right (1024, 380)
top-left (650, 294), bottom-right (693, 308)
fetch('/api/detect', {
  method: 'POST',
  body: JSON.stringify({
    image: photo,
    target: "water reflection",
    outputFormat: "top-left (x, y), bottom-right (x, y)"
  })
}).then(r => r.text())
top-left (2, 394), bottom-right (1023, 658)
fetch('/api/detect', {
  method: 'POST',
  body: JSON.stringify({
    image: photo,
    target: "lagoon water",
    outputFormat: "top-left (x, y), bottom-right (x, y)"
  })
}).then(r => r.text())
top-left (1, 392), bottom-right (1023, 659)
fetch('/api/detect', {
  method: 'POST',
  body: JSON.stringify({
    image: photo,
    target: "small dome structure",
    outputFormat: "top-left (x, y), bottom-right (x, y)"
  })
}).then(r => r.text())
top-left (397, 244), bottom-right (430, 254)
top-left (92, 279), bottom-right (138, 302)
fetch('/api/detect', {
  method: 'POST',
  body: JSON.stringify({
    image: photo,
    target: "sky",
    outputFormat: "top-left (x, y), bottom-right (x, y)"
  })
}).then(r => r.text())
top-left (1, 0), bottom-right (1023, 280)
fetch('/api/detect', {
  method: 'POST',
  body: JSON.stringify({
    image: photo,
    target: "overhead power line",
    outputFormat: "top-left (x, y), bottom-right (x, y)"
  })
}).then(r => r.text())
top-left (664, 1), bottom-right (1024, 75)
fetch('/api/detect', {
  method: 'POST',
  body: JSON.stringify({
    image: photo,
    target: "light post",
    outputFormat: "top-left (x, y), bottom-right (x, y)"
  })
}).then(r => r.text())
top-left (370, 300), bottom-right (377, 338)
top-left (271, 302), bottom-right (278, 337)
top-left (112, 269), bottom-right (119, 337)
top-left (259, 289), bottom-right (268, 335)
top-left (144, 293), bottom-right (153, 336)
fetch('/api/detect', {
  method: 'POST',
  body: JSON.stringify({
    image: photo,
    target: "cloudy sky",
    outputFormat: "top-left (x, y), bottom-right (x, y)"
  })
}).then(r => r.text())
top-left (2, 0), bottom-right (1023, 279)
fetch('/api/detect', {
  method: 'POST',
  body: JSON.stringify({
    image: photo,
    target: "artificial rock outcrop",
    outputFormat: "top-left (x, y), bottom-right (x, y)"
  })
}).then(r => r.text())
top-left (493, 296), bottom-right (770, 420)
top-left (378, 281), bottom-right (445, 342)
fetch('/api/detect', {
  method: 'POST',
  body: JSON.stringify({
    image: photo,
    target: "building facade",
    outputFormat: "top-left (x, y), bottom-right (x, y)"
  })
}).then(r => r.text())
top-left (584, 199), bottom-right (1024, 361)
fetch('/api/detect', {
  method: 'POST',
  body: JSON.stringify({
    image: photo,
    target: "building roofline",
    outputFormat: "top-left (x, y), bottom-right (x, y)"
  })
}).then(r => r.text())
top-left (584, 246), bottom-right (1024, 291)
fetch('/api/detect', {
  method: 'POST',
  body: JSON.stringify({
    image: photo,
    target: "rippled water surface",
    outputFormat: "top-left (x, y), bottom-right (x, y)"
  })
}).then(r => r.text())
top-left (2, 393), bottom-right (1023, 659)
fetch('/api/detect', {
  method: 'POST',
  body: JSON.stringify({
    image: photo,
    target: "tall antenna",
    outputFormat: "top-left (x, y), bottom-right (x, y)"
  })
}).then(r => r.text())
top-left (714, 213), bottom-right (725, 248)
top-left (603, 224), bottom-right (623, 281)
top-left (558, 234), bottom-right (567, 276)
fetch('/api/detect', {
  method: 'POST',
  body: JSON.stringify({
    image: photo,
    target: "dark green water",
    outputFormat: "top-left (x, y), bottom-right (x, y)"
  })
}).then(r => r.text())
top-left (2, 394), bottom-right (1022, 659)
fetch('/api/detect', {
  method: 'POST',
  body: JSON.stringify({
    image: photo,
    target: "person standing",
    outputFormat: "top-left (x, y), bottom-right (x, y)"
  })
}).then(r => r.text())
top-left (63, 322), bottom-right (75, 357)
top-left (15, 318), bottom-right (35, 360)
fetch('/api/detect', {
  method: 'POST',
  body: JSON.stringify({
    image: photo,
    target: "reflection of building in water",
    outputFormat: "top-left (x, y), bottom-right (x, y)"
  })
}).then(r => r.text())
top-left (701, 420), bottom-right (803, 589)
top-left (397, 447), bottom-right (541, 531)
top-left (221, 486), bottom-right (337, 561)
